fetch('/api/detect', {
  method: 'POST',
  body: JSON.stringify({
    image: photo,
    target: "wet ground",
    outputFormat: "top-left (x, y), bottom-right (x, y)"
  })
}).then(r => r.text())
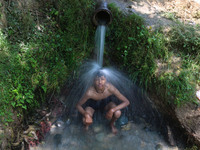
top-left (33, 119), bottom-right (180, 150)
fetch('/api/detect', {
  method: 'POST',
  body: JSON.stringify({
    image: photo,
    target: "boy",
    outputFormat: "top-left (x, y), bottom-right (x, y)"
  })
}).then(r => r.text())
top-left (76, 71), bottom-right (130, 134)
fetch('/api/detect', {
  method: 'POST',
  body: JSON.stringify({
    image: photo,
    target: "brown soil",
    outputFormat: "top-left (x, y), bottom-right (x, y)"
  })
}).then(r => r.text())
top-left (107, 0), bottom-right (200, 28)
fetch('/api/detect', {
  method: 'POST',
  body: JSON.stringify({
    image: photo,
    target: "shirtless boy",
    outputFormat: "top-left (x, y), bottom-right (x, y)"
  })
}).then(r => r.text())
top-left (76, 70), bottom-right (130, 134)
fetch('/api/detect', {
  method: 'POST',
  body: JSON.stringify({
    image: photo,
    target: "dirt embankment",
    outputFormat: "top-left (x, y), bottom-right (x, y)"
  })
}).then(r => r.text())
top-left (107, 0), bottom-right (200, 28)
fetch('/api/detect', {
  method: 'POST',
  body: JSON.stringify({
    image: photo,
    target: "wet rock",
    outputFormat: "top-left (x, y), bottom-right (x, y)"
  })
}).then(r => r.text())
top-left (93, 125), bottom-right (103, 133)
top-left (95, 132), bottom-right (105, 142)
top-left (121, 122), bottom-right (132, 131)
top-left (140, 141), bottom-right (147, 148)
top-left (170, 147), bottom-right (179, 150)
top-left (167, 125), bottom-right (176, 146)
top-left (155, 143), bottom-right (164, 150)
top-left (65, 118), bottom-right (71, 126)
top-left (117, 115), bottom-right (128, 126)
top-left (53, 134), bottom-right (62, 147)
top-left (69, 125), bottom-right (79, 134)
top-left (50, 124), bottom-right (59, 134)
top-left (134, 130), bottom-right (139, 136)
top-left (55, 120), bottom-right (65, 128)
top-left (106, 133), bottom-right (115, 138)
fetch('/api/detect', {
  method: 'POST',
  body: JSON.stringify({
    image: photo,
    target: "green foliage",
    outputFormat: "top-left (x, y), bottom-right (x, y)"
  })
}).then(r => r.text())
top-left (0, 0), bottom-right (95, 124)
top-left (185, 145), bottom-right (198, 150)
top-left (162, 12), bottom-right (177, 21)
top-left (107, 4), bottom-right (167, 88)
top-left (167, 23), bottom-right (200, 56)
top-left (107, 4), bottom-right (200, 105)
top-left (157, 70), bottom-right (195, 106)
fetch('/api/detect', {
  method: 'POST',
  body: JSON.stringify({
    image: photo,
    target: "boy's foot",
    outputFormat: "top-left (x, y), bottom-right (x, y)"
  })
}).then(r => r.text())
top-left (85, 125), bottom-right (89, 131)
top-left (111, 125), bottom-right (118, 134)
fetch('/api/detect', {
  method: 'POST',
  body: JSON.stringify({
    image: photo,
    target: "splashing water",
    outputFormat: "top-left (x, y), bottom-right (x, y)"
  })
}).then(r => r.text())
top-left (64, 61), bottom-right (163, 128)
top-left (95, 25), bottom-right (106, 67)
top-left (36, 61), bottom-right (177, 150)
top-left (35, 3), bottom-right (182, 149)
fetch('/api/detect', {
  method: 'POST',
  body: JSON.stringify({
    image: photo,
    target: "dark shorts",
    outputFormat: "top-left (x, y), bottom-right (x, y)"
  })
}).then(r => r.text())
top-left (84, 97), bottom-right (112, 111)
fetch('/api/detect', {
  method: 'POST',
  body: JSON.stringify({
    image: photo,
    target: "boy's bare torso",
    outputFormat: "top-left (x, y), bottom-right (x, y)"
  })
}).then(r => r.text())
top-left (86, 83), bottom-right (114, 100)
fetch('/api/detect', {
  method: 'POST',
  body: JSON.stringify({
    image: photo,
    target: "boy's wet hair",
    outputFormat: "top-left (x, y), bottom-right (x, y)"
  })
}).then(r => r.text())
top-left (95, 70), bottom-right (105, 78)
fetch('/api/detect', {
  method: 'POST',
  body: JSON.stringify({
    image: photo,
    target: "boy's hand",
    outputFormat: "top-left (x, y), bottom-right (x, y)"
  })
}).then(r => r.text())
top-left (83, 113), bottom-right (93, 125)
top-left (106, 109), bottom-right (114, 120)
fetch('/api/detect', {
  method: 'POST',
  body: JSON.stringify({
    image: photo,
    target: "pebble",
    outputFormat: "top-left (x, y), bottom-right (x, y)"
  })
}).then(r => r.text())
top-left (121, 122), bottom-right (132, 131)
top-left (95, 132), bottom-right (105, 142)
top-left (93, 125), bottom-right (102, 133)
top-left (155, 143), bottom-right (164, 150)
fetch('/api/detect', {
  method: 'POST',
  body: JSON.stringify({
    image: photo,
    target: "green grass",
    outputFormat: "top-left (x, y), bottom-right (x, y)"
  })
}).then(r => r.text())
top-left (107, 3), bottom-right (200, 106)
top-left (0, 0), bottom-right (95, 125)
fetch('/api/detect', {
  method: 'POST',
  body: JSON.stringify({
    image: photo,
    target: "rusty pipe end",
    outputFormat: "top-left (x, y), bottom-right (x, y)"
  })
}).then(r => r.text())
top-left (92, 1), bottom-right (112, 26)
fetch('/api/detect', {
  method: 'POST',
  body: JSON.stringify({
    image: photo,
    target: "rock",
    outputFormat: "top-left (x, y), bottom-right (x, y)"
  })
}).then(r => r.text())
top-left (140, 141), bottom-right (146, 148)
top-left (65, 118), bottom-right (71, 126)
top-left (106, 133), bottom-right (115, 138)
top-left (170, 146), bottom-right (179, 150)
top-left (95, 132), bottom-right (105, 142)
top-left (121, 122), bottom-right (132, 131)
top-left (93, 125), bottom-right (102, 133)
top-left (167, 125), bottom-right (176, 146)
top-left (53, 134), bottom-right (62, 147)
top-left (155, 143), bottom-right (164, 150)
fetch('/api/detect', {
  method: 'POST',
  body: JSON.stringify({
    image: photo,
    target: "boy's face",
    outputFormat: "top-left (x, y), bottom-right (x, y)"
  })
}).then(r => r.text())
top-left (94, 75), bottom-right (106, 90)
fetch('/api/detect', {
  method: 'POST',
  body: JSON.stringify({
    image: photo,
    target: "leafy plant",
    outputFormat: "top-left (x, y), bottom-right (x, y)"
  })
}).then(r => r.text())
top-left (0, 0), bottom-right (95, 124)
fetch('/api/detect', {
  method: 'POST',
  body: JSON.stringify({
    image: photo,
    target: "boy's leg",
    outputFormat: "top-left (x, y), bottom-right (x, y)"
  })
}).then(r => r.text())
top-left (83, 107), bottom-right (94, 130)
top-left (105, 102), bottom-right (121, 134)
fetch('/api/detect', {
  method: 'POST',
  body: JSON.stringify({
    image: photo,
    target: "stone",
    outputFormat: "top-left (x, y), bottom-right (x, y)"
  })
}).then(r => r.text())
top-left (95, 132), bottom-right (105, 142)
top-left (93, 126), bottom-right (102, 133)
top-left (140, 141), bottom-right (146, 147)
top-left (121, 122), bottom-right (132, 131)
top-left (155, 143), bottom-right (164, 150)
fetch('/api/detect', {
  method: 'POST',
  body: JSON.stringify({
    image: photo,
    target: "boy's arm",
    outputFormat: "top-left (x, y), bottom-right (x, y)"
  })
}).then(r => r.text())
top-left (76, 93), bottom-right (90, 116)
top-left (106, 84), bottom-right (130, 119)
top-left (76, 91), bottom-right (93, 125)
top-left (110, 84), bottom-right (130, 111)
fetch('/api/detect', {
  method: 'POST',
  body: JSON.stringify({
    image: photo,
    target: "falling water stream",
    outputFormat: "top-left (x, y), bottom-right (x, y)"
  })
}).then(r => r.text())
top-left (34, 2), bottom-right (182, 150)
top-left (95, 25), bottom-right (106, 67)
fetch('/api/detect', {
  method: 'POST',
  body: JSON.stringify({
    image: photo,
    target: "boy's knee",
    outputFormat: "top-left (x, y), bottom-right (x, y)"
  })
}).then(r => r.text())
top-left (114, 110), bottom-right (121, 118)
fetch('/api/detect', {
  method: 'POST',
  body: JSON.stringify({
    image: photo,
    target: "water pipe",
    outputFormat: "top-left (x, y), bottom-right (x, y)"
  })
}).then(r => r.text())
top-left (92, 1), bottom-right (112, 26)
